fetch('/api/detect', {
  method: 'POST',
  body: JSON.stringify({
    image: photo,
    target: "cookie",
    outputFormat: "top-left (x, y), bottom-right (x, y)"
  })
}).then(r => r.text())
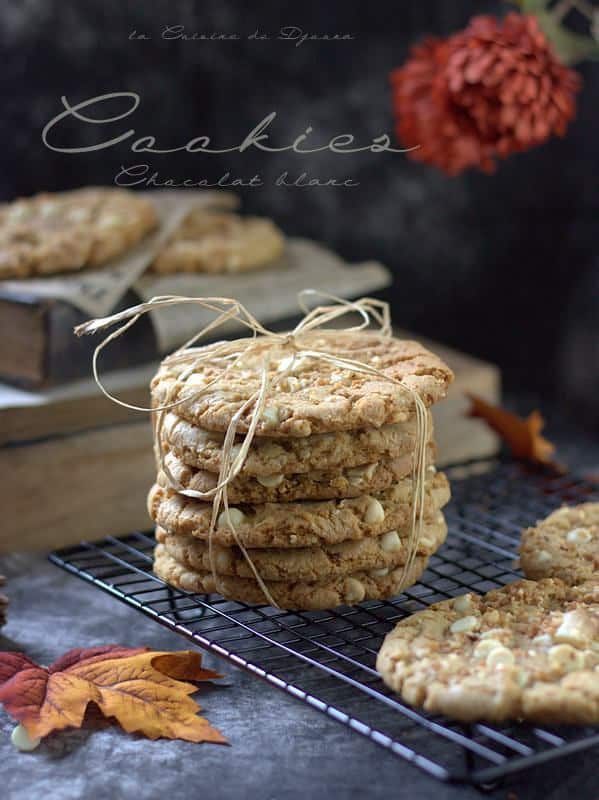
top-left (153, 543), bottom-right (431, 610)
top-left (155, 512), bottom-right (447, 582)
top-left (157, 444), bottom-right (435, 504)
top-left (148, 469), bottom-right (450, 549)
top-left (0, 187), bottom-right (157, 279)
top-left (160, 411), bottom-right (430, 477)
top-left (151, 331), bottom-right (453, 437)
top-left (377, 578), bottom-right (599, 724)
top-left (520, 503), bottom-right (599, 584)
top-left (150, 210), bottom-right (284, 274)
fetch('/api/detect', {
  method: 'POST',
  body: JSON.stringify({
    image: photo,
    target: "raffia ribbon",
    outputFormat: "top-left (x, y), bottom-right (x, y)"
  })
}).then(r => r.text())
top-left (75, 291), bottom-right (430, 608)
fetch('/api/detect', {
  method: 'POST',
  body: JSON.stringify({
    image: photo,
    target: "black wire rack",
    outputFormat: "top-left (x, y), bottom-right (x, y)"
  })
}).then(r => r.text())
top-left (50, 459), bottom-right (599, 788)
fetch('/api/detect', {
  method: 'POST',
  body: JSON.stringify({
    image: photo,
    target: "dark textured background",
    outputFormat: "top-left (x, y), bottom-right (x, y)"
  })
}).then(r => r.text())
top-left (0, 0), bottom-right (597, 424)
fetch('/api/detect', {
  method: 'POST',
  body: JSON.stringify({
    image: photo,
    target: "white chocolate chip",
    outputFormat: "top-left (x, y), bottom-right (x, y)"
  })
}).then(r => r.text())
top-left (536, 550), bottom-right (553, 563)
top-left (380, 530), bottom-right (401, 552)
top-left (98, 213), bottom-right (121, 228)
top-left (532, 633), bottom-right (553, 648)
top-left (261, 407), bottom-right (279, 429)
top-left (345, 578), bottom-right (365, 604)
top-left (548, 643), bottom-right (585, 673)
top-left (370, 567), bottom-right (390, 578)
top-left (347, 463), bottom-right (378, 485)
top-left (566, 527), bottom-right (592, 544)
top-left (474, 639), bottom-right (502, 658)
top-left (11, 724), bottom-right (40, 752)
top-left (486, 646), bottom-right (515, 668)
top-left (555, 610), bottom-right (596, 648)
top-left (453, 594), bottom-right (473, 615)
top-left (450, 615), bottom-right (479, 635)
top-left (257, 474), bottom-right (285, 488)
top-left (217, 508), bottom-right (246, 529)
top-left (364, 497), bottom-right (385, 525)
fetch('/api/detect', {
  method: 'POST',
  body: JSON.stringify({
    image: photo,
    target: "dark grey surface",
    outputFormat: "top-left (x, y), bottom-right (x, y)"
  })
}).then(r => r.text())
top-left (0, 553), bottom-right (598, 800)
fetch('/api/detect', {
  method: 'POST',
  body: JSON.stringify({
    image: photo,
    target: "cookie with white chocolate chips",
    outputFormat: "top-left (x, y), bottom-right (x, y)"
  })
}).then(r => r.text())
top-left (377, 578), bottom-right (599, 724)
top-left (0, 187), bottom-right (157, 278)
top-left (155, 512), bottom-right (447, 582)
top-left (160, 411), bottom-right (431, 477)
top-left (520, 503), bottom-right (599, 585)
top-left (147, 469), bottom-right (450, 549)
top-left (157, 443), bottom-right (435, 504)
top-left (151, 331), bottom-right (453, 438)
top-left (153, 543), bottom-right (432, 610)
top-left (150, 210), bottom-right (285, 274)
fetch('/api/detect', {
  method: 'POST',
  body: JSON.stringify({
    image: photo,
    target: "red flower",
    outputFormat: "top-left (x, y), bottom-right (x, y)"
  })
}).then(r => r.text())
top-left (391, 13), bottom-right (582, 175)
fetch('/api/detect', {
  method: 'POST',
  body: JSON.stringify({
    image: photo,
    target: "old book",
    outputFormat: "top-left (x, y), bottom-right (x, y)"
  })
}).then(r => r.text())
top-left (0, 290), bottom-right (157, 388)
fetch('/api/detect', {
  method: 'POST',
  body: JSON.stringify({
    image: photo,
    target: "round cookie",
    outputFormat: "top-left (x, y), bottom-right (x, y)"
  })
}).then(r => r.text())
top-left (520, 503), bottom-right (599, 584)
top-left (155, 512), bottom-right (447, 582)
top-left (151, 331), bottom-right (453, 438)
top-left (153, 543), bottom-right (432, 610)
top-left (148, 469), bottom-right (451, 549)
top-left (0, 187), bottom-right (157, 279)
top-left (377, 578), bottom-right (599, 724)
top-left (150, 210), bottom-right (284, 274)
top-left (160, 411), bottom-right (430, 477)
top-left (157, 444), bottom-right (435, 504)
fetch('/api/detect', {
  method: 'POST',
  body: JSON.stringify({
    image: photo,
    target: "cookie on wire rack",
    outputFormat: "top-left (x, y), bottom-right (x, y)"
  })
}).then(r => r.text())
top-left (519, 503), bottom-right (599, 585)
top-left (377, 578), bottom-right (599, 724)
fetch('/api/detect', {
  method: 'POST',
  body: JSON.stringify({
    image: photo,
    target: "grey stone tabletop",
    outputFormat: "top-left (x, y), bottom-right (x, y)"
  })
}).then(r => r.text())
top-left (1, 418), bottom-right (598, 800)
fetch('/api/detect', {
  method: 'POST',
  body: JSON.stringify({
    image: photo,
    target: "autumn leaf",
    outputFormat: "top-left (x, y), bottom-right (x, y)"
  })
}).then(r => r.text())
top-left (0, 645), bottom-right (227, 745)
top-left (467, 394), bottom-right (563, 470)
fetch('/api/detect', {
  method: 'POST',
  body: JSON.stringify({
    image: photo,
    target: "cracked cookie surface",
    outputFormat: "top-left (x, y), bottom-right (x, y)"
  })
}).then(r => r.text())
top-left (151, 331), bottom-right (453, 438)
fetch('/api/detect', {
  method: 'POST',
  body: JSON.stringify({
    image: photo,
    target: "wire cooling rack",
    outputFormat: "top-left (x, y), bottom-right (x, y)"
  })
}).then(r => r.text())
top-left (50, 459), bottom-right (599, 788)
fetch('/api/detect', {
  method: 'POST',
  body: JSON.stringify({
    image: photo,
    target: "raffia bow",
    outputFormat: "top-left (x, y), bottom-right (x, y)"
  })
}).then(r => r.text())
top-left (75, 291), bottom-right (429, 608)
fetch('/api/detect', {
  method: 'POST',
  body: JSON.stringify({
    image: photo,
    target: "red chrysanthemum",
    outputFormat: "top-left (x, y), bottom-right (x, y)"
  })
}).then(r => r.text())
top-left (391, 13), bottom-right (582, 175)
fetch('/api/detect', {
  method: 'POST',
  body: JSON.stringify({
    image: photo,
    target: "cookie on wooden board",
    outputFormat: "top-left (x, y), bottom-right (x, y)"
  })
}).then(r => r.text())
top-left (150, 210), bottom-right (285, 274)
top-left (377, 578), bottom-right (599, 724)
top-left (0, 187), bottom-right (157, 279)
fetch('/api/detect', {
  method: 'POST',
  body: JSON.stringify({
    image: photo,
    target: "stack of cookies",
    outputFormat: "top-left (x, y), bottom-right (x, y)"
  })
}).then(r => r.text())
top-left (148, 330), bottom-right (454, 610)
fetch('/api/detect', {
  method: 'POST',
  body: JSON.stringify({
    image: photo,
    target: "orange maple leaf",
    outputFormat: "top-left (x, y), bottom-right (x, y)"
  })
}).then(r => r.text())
top-left (467, 394), bottom-right (563, 470)
top-left (0, 645), bottom-right (227, 744)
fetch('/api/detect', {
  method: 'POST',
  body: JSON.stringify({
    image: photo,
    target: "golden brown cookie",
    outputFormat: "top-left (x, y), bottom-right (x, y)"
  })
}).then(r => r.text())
top-left (148, 469), bottom-right (450, 549)
top-left (0, 187), bottom-right (157, 278)
top-left (157, 444), bottom-right (435, 504)
top-left (155, 512), bottom-right (447, 582)
top-left (160, 411), bottom-right (430, 477)
top-left (150, 210), bottom-right (284, 274)
top-left (377, 578), bottom-right (599, 724)
top-left (151, 331), bottom-right (453, 438)
top-left (153, 543), bottom-right (432, 610)
top-left (520, 503), bottom-right (599, 584)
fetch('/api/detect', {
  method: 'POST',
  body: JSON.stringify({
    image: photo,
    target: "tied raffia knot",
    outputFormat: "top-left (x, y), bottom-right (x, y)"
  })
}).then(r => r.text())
top-left (75, 291), bottom-right (428, 608)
